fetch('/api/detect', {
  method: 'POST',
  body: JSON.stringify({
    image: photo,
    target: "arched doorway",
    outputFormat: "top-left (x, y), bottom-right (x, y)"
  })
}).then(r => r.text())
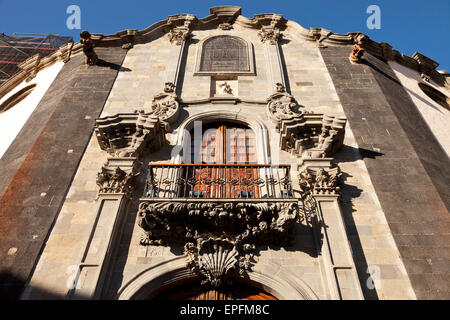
top-left (152, 282), bottom-right (277, 300)
top-left (116, 257), bottom-right (319, 300)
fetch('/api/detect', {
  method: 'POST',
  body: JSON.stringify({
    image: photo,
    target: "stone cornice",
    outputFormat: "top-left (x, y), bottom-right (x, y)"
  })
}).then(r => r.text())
top-left (1, 6), bottom-right (447, 98)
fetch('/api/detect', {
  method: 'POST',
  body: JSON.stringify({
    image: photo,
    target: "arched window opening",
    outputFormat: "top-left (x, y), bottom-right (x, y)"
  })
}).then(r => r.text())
top-left (199, 36), bottom-right (249, 73)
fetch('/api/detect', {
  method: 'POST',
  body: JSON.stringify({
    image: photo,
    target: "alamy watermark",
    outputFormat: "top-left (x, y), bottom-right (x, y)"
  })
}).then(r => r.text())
top-left (66, 5), bottom-right (81, 30)
top-left (366, 265), bottom-right (381, 290)
top-left (366, 5), bottom-right (381, 30)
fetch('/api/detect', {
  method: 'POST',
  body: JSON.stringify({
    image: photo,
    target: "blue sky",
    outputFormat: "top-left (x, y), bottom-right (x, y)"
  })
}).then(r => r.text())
top-left (1, 0), bottom-right (449, 69)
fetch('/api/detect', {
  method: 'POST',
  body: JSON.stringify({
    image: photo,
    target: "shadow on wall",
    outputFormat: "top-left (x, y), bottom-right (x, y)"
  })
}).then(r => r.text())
top-left (334, 145), bottom-right (383, 300)
top-left (97, 59), bottom-right (132, 72)
top-left (362, 58), bottom-right (443, 113)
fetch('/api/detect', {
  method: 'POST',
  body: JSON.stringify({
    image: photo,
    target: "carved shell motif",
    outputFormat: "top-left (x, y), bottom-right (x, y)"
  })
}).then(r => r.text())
top-left (198, 239), bottom-right (238, 287)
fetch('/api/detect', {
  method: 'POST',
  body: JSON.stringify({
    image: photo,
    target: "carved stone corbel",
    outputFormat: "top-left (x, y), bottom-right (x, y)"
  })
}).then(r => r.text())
top-left (25, 54), bottom-right (41, 82)
top-left (412, 52), bottom-right (439, 83)
top-left (266, 83), bottom-right (301, 128)
top-left (80, 30), bottom-right (98, 65)
top-left (95, 112), bottom-right (166, 158)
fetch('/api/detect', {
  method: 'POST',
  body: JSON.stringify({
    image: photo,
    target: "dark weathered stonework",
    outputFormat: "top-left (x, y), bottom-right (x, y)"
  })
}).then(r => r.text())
top-left (320, 46), bottom-right (450, 300)
top-left (0, 47), bottom-right (127, 299)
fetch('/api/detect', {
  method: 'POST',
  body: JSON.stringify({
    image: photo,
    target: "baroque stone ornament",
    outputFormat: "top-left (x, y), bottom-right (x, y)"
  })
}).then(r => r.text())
top-left (266, 83), bottom-right (301, 128)
top-left (257, 14), bottom-right (285, 45)
top-left (96, 160), bottom-right (143, 196)
top-left (258, 27), bottom-right (281, 45)
top-left (148, 83), bottom-right (180, 124)
top-left (185, 238), bottom-right (239, 287)
top-left (95, 112), bottom-right (166, 158)
top-left (280, 114), bottom-right (347, 160)
top-left (137, 200), bottom-right (300, 286)
top-left (298, 166), bottom-right (342, 196)
top-left (80, 30), bottom-right (98, 65)
top-left (167, 14), bottom-right (196, 45)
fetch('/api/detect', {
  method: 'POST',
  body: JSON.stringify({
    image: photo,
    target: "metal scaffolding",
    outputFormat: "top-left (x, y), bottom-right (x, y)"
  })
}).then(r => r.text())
top-left (0, 33), bottom-right (73, 83)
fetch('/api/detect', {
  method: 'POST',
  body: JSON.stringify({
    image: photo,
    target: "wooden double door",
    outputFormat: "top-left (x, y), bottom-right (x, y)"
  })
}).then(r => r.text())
top-left (189, 122), bottom-right (259, 198)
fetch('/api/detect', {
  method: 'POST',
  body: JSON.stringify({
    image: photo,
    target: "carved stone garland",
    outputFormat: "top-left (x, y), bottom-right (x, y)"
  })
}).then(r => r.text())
top-left (138, 200), bottom-right (301, 286)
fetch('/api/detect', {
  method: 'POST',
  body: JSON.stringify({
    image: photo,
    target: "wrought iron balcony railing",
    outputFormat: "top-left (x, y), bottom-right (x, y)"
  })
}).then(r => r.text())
top-left (143, 164), bottom-right (293, 199)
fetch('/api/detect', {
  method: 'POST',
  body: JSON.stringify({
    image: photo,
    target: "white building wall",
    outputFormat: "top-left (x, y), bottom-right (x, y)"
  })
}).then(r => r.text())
top-left (0, 61), bottom-right (64, 158)
top-left (389, 61), bottom-right (450, 156)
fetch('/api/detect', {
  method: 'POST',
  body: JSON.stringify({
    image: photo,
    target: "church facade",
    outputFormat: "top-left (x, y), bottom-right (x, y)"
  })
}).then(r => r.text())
top-left (0, 6), bottom-right (448, 300)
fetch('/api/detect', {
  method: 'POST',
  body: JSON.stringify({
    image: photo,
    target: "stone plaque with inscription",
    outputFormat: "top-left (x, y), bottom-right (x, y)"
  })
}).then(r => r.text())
top-left (199, 36), bottom-right (249, 72)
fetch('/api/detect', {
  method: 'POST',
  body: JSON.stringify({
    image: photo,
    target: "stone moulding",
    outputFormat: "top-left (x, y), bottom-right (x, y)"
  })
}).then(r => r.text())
top-left (137, 199), bottom-right (301, 286)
